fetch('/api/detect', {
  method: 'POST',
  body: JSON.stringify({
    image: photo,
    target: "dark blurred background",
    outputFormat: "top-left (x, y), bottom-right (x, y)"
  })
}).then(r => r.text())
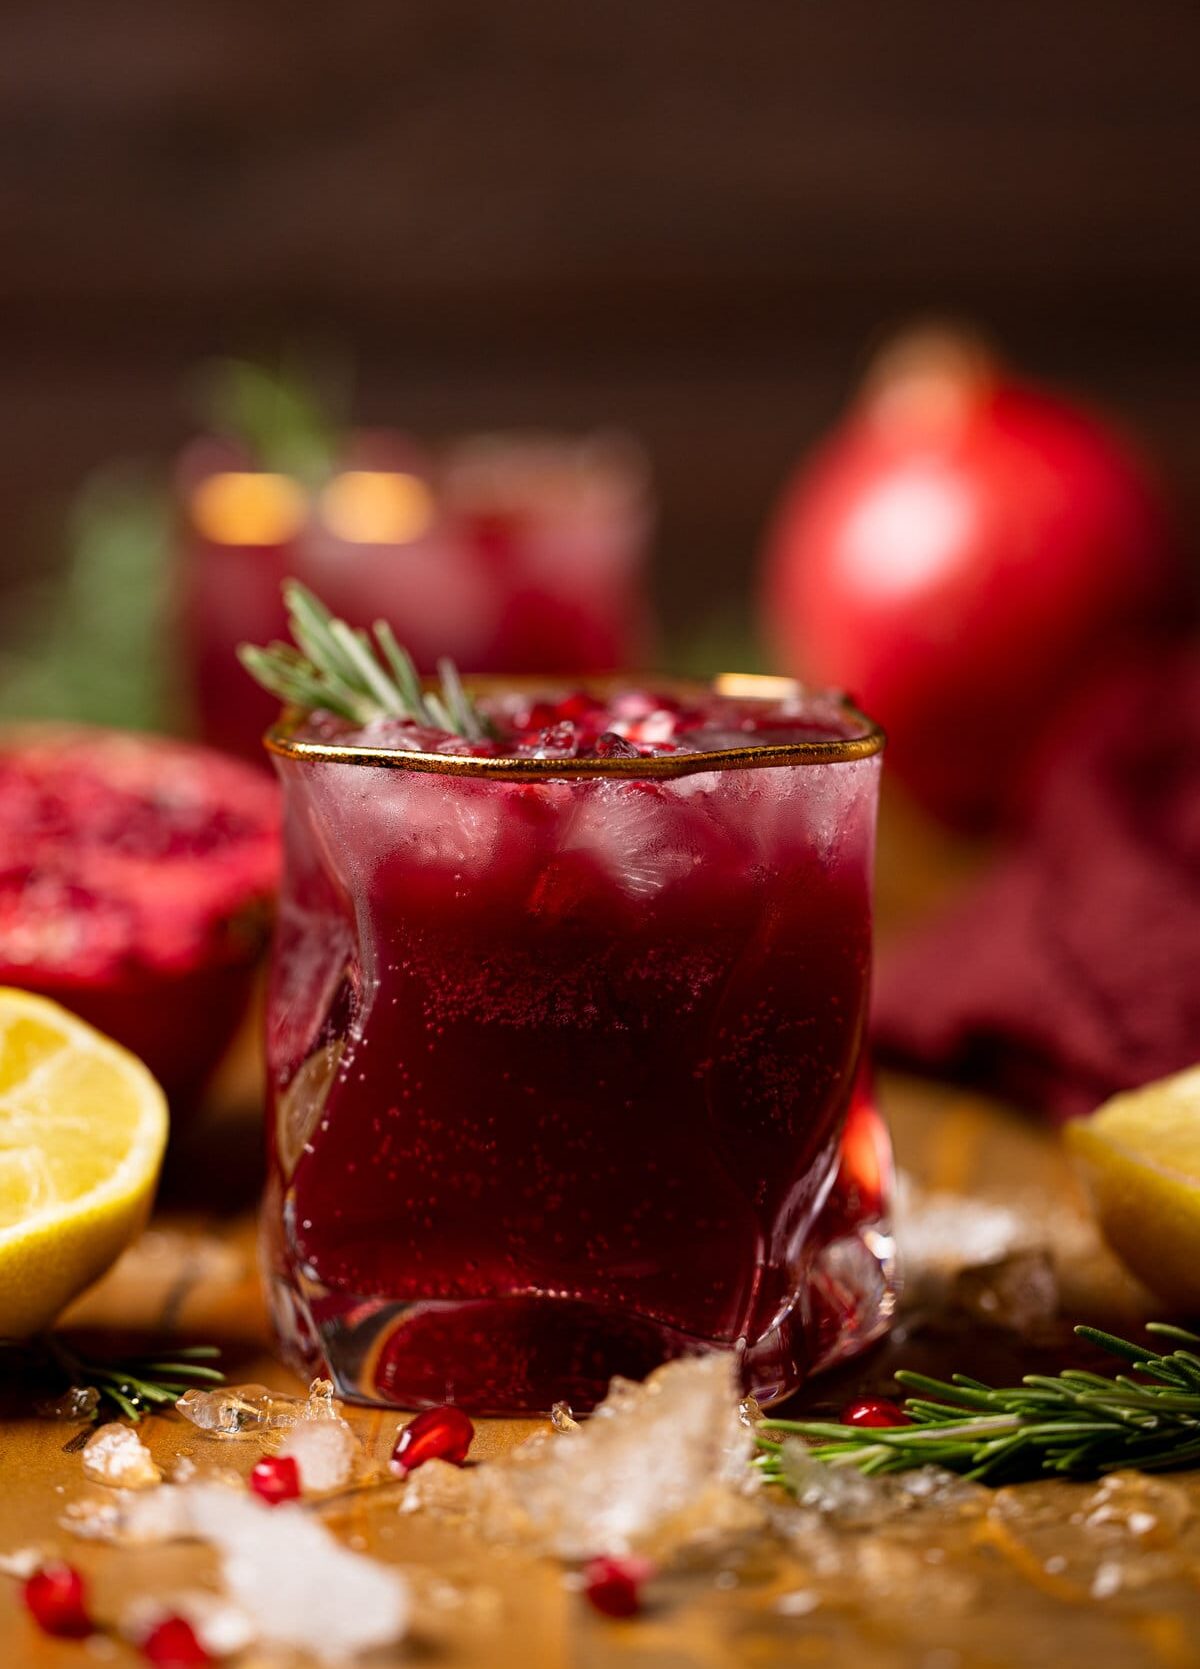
top-left (2, 0), bottom-right (1197, 643)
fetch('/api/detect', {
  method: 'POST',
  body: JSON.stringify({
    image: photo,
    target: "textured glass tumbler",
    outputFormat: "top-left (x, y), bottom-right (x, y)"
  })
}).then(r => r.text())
top-left (261, 679), bottom-right (893, 1412)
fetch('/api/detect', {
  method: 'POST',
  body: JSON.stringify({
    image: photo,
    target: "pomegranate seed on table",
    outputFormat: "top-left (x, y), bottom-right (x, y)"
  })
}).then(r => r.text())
top-left (142, 1614), bottom-right (212, 1667)
top-left (840, 1395), bottom-right (913, 1428)
top-left (390, 1405), bottom-right (475, 1473)
top-left (582, 1555), bottom-right (656, 1619)
top-left (22, 1560), bottom-right (92, 1638)
top-left (250, 1453), bottom-right (302, 1504)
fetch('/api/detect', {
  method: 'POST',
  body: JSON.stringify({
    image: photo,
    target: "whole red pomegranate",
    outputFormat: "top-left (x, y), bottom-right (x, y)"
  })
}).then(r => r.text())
top-left (761, 330), bottom-right (1185, 826)
top-left (0, 727), bottom-right (279, 1101)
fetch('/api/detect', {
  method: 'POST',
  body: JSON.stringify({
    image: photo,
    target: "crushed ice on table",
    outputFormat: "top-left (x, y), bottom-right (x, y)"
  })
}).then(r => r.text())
top-left (176, 1377), bottom-right (339, 1437)
top-left (950, 1249), bottom-right (1059, 1334)
top-left (176, 1382), bottom-right (301, 1436)
top-left (764, 1467), bottom-right (985, 1619)
top-left (279, 1412), bottom-right (361, 1492)
top-left (65, 1483), bottom-right (196, 1545)
top-left (36, 1385), bottom-right (101, 1421)
top-left (983, 1475), bottom-right (1194, 1605)
top-left (1079, 1472), bottom-right (1192, 1547)
top-left (81, 1423), bottom-right (162, 1489)
top-left (403, 1354), bottom-right (758, 1559)
top-left (183, 1485), bottom-right (408, 1660)
top-left (779, 1446), bottom-right (984, 1530)
top-left (301, 1377), bottom-right (340, 1417)
top-left (69, 1483), bottom-right (408, 1659)
top-left (894, 1176), bottom-right (1029, 1298)
top-left (0, 1548), bottom-right (41, 1578)
top-left (549, 1401), bottom-right (580, 1433)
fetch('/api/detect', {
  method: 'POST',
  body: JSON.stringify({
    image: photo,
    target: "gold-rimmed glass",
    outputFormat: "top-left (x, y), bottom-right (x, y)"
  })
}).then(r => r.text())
top-left (261, 676), bottom-right (893, 1413)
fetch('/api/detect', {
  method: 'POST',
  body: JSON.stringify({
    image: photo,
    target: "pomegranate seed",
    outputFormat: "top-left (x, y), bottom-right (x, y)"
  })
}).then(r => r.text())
top-left (142, 1615), bottom-right (211, 1667)
top-left (535, 721), bottom-right (578, 756)
top-left (840, 1396), bottom-right (912, 1428)
top-left (582, 1555), bottom-right (655, 1619)
top-left (390, 1405), bottom-right (475, 1473)
top-left (249, 1454), bottom-right (301, 1505)
top-left (22, 1561), bottom-right (92, 1638)
top-left (520, 701), bottom-right (559, 732)
top-left (554, 692), bottom-right (597, 723)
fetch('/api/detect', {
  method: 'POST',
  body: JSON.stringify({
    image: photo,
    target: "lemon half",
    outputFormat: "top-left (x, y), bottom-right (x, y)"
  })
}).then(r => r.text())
top-left (1067, 1065), bottom-right (1200, 1310)
top-left (0, 988), bottom-right (168, 1337)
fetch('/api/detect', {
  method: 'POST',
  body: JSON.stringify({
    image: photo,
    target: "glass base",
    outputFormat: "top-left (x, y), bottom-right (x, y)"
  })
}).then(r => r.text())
top-left (269, 1089), bottom-right (897, 1414)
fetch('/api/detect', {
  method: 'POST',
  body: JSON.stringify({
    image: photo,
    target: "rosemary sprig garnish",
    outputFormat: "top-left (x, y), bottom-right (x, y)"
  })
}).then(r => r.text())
top-left (193, 354), bottom-right (344, 486)
top-left (756, 1324), bottom-right (1200, 1486)
top-left (238, 580), bottom-right (494, 741)
top-left (3, 1337), bottom-right (224, 1425)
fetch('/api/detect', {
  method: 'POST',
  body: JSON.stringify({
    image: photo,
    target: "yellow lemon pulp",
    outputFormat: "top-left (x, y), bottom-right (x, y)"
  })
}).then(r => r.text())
top-left (0, 988), bottom-right (168, 1337)
top-left (1066, 1065), bottom-right (1200, 1310)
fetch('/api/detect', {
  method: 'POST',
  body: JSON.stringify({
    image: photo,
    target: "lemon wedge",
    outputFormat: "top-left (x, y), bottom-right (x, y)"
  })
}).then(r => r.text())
top-left (0, 987), bottom-right (168, 1337)
top-left (1066, 1065), bottom-right (1200, 1309)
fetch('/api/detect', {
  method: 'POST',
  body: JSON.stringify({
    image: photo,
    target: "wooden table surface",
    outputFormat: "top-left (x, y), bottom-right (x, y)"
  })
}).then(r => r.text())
top-left (3, 1066), bottom-right (1199, 1669)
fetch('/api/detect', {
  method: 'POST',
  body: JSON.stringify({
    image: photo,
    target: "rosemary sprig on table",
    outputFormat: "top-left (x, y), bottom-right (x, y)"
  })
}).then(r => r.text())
top-left (238, 580), bottom-right (494, 741)
top-left (2, 1338), bottom-right (224, 1426)
top-left (756, 1324), bottom-right (1200, 1486)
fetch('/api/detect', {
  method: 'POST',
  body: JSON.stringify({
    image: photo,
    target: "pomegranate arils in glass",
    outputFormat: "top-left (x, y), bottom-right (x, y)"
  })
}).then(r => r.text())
top-left (142, 1615), bottom-right (212, 1668)
top-left (554, 692), bottom-right (600, 723)
top-left (250, 1453), bottom-right (302, 1505)
top-left (840, 1396), bottom-right (912, 1428)
top-left (582, 1555), bottom-right (655, 1619)
top-left (518, 700), bottom-right (560, 732)
top-left (390, 1406), bottom-right (475, 1473)
top-left (608, 689), bottom-right (674, 720)
top-left (23, 1561), bottom-right (92, 1638)
top-left (533, 721), bottom-right (579, 758)
top-left (620, 708), bottom-right (679, 745)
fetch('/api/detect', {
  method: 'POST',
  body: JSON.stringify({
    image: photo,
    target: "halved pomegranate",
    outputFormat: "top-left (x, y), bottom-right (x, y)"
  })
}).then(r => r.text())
top-left (0, 726), bottom-right (280, 1102)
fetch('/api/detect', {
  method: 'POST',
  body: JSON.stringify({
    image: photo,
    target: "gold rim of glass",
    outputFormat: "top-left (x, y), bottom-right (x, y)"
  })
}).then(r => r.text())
top-left (264, 673), bottom-right (885, 780)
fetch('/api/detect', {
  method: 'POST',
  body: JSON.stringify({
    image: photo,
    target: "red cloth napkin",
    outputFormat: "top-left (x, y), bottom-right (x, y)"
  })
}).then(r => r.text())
top-left (872, 647), bottom-right (1200, 1120)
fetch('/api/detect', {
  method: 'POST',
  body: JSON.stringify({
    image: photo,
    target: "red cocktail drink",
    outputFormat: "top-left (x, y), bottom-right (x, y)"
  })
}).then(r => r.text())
top-left (262, 679), bottom-right (890, 1411)
top-left (181, 431), bottom-right (653, 762)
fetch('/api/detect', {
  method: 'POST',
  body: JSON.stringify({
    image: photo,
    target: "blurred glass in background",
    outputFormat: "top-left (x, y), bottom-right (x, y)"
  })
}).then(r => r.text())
top-left (177, 361), bottom-right (655, 758)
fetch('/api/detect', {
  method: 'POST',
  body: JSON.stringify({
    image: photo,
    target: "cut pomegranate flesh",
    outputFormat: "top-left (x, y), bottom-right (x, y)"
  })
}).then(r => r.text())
top-left (249, 1453), bottom-right (302, 1504)
top-left (390, 1405), bottom-right (475, 1472)
top-left (582, 1555), bottom-right (655, 1619)
top-left (0, 726), bottom-right (279, 1098)
top-left (23, 1561), bottom-right (92, 1638)
top-left (840, 1396), bottom-right (912, 1428)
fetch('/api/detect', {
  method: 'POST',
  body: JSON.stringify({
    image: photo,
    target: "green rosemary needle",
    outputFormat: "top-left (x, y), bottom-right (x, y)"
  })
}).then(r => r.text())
top-left (238, 580), bottom-right (494, 741)
top-left (756, 1324), bottom-right (1200, 1486)
top-left (3, 1337), bottom-right (224, 1425)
